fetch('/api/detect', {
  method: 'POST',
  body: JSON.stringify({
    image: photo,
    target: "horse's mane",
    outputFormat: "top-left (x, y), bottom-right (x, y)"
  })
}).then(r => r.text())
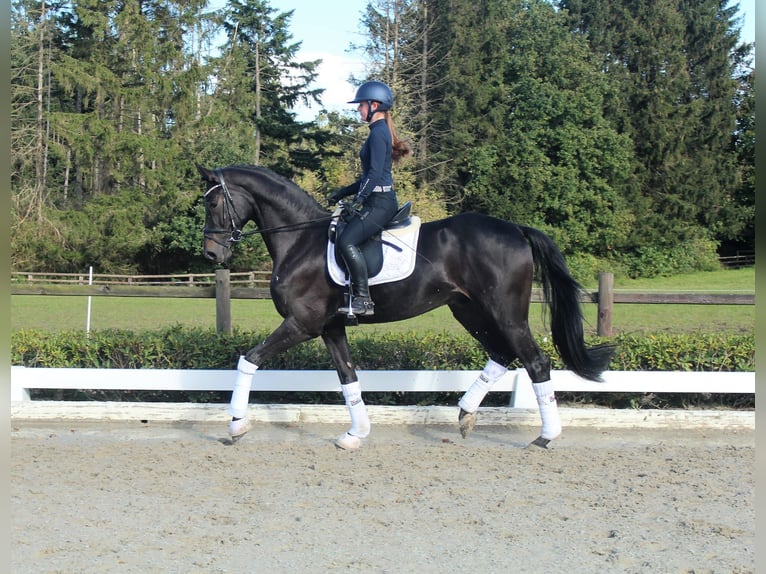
top-left (227, 164), bottom-right (326, 218)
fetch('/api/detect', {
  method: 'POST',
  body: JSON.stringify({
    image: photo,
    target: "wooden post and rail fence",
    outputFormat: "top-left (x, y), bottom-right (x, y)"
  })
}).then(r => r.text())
top-left (10, 269), bottom-right (755, 418)
top-left (10, 270), bottom-right (755, 337)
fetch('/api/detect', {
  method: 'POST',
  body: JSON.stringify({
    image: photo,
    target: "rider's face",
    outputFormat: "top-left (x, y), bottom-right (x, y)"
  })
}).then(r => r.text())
top-left (357, 101), bottom-right (378, 121)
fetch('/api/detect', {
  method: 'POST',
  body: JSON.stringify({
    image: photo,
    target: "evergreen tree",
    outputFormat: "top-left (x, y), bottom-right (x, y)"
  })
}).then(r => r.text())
top-left (10, 0), bottom-right (752, 275)
top-left (423, 0), bottom-right (634, 256)
top-left (559, 0), bottom-right (748, 263)
top-left (11, 0), bottom-right (54, 222)
top-left (209, 0), bottom-right (323, 176)
top-left (719, 53), bottom-right (755, 251)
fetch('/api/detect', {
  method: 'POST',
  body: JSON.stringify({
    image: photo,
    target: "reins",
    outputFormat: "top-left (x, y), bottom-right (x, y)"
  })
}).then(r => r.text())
top-left (202, 168), bottom-right (429, 264)
top-left (202, 169), bottom-right (334, 245)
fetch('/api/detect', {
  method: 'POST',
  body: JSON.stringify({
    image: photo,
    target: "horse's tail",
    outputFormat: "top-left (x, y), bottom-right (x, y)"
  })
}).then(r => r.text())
top-left (519, 225), bottom-right (615, 382)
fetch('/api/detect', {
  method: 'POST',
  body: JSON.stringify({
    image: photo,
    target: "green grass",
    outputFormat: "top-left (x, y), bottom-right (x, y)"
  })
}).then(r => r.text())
top-left (11, 268), bottom-right (754, 336)
top-left (606, 267), bottom-right (755, 291)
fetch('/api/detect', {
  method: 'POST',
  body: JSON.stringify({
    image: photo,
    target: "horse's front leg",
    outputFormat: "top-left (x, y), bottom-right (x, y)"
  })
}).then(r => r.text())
top-left (228, 316), bottom-right (315, 442)
top-left (321, 324), bottom-right (369, 450)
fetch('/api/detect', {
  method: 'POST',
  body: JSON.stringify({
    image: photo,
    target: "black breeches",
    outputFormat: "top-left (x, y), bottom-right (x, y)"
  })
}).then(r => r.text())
top-left (336, 193), bottom-right (398, 252)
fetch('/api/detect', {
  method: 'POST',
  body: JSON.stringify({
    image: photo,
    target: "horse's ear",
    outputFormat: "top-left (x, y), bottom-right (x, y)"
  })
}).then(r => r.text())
top-left (196, 164), bottom-right (217, 182)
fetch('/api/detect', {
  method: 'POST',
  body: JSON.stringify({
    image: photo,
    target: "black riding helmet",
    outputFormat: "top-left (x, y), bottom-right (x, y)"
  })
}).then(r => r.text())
top-left (348, 80), bottom-right (394, 121)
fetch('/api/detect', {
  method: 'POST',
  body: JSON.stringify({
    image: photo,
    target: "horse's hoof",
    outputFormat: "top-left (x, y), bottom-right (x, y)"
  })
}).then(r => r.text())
top-left (228, 418), bottom-right (251, 443)
top-left (458, 408), bottom-right (477, 439)
top-left (528, 435), bottom-right (552, 449)
top-left (334, 432), bottom-right (363, 450)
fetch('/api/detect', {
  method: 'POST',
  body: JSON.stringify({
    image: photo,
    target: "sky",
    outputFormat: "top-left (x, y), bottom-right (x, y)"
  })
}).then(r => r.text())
top-left (214, 0), bottom-right (757, 121)
top-left (266, 0), bottom-right (370, 120)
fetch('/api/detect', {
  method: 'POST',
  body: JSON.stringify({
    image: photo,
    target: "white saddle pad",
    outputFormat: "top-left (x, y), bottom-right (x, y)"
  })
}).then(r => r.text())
top-left (327, 216), bottom-right (422, 286)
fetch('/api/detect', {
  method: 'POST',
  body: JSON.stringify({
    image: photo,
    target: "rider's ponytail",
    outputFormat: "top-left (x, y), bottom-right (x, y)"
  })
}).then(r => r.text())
top-left (384, 112), bottom-right (412, 164)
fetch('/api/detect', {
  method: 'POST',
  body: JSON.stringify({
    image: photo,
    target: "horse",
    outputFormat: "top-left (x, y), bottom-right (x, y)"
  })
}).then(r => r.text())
top-left (198, 164), bottom-right (614, 449)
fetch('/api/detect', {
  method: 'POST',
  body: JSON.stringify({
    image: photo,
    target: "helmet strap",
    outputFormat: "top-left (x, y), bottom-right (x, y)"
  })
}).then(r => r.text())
top-left (365, 101), bottom-right (376, 122)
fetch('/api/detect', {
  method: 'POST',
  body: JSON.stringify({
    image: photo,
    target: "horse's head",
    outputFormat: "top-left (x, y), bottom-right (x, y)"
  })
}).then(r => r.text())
top-left (198, 164), bottom-right (250, 264)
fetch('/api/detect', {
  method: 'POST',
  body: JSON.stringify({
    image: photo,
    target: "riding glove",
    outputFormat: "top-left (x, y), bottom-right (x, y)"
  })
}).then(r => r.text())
top-left (327, 185), bottom-right (354, 205)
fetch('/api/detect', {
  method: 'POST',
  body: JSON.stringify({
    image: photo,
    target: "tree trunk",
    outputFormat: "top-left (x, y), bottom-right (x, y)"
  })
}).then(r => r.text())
top-left (253, 42), bottom-right (261, 166)
top-left (418, 0), bottom-right (429, 167)
top-left (34, 0), bottom-right (47, 219)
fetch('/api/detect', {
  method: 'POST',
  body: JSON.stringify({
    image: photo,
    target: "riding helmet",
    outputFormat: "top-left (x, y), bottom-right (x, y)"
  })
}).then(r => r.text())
top-left (348, 81), bottom-right (394, 111)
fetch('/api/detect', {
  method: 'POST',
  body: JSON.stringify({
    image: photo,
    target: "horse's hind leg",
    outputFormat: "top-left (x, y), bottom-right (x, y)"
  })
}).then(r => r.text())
top-left (474, 305), bottom-right (562, 446)
top-left (506, 326), bottom-right (562, 448)
top-left (449, 300), bottom-right (515, 438)
top-left (450, 299), bottom-right (561, 447)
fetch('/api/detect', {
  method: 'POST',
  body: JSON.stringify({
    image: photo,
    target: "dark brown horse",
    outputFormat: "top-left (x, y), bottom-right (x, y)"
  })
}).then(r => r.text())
top-left (199, 164), bottom-right (613, 449)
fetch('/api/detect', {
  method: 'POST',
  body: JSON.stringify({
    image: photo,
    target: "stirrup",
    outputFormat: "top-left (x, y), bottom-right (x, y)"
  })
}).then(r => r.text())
top-left (338, 295), bottom-right (375, 316)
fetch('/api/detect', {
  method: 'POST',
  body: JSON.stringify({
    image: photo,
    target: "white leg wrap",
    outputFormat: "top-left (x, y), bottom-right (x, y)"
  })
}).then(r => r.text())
top-left (228, 356), bottom-right (258, 419)
top-left (458, 359), bottom-right (508, 413)
top-left (341, 381), bottom-right (370, 438)
top-left (533, 380), bottom-right (562, 440)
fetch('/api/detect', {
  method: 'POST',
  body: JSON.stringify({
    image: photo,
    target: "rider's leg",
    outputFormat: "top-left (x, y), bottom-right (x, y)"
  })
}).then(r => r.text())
top-left (336, 194), bottom-right (397, 316)
top-left (338, 242), bottom-right (374, 315)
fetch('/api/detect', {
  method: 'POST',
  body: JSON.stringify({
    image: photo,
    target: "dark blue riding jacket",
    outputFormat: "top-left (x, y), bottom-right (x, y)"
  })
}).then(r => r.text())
top-left (344, 119), bottom-right (395, 203)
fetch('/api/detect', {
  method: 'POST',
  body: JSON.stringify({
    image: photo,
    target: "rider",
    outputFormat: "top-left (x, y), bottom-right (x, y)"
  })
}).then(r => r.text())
top-left (328, 80), bottom-right (411, 316)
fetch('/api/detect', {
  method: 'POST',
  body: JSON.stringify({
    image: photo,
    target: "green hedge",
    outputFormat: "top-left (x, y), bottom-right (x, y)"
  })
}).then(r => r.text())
top-left (11, 327), bottom-right (754, 408)
top-left (11, 327), bottom-right (754, 371)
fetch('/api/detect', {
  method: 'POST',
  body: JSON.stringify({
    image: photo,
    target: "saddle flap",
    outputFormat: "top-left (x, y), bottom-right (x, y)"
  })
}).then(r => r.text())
top-left (327, 215), bottom-right (421, 287)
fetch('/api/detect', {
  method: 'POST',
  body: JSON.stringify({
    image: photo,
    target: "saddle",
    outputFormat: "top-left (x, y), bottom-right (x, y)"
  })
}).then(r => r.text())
top-left (329, 201), bottom-right (412, 240)
top-left (327, 201), bottom-right (420, 286)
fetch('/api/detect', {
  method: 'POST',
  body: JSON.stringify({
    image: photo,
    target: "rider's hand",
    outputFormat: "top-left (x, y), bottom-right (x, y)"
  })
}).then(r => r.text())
top-left (327, 186), bottom-right (350, 205)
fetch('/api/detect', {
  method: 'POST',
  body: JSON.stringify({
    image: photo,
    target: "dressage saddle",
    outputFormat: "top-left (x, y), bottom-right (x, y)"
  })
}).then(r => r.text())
top-left (328, 200), bottom-right (413, 281)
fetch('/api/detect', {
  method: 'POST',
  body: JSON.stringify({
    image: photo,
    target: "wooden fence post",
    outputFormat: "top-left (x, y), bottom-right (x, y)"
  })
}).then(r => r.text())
top-left (215, 269), bottom-right (232, 334)
top-left (597, 272), bottom-right (614, 337)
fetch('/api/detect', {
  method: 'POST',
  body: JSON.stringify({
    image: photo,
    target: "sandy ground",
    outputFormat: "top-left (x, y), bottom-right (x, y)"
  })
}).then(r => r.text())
top-left (10, 420), bottom-right (754, 574)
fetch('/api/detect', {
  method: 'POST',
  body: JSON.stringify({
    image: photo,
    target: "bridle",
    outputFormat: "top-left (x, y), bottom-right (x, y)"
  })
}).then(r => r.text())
top-left (202, 168), bottom-right (334, 247)
top-left (202, 169), bottom-right (248, 246)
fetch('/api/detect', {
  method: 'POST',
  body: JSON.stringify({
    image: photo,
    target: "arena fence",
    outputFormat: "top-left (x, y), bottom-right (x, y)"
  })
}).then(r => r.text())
top-left (11, 366), bottom-right (754, 408)
top-left (10, 367), bottom-right (755, 430)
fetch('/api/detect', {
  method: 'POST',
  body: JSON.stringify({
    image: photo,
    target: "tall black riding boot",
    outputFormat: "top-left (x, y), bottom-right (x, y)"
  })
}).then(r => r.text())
top-left (338, 244), bottom-right (375, 316)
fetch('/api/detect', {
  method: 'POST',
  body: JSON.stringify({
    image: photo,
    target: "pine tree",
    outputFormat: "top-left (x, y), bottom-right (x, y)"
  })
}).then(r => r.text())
top-left (419, 0), bottom-right (634, 255)
top-left (209, 0), bottom-right (322, 174)
top-left (559, 0), bottom-right (746, 262)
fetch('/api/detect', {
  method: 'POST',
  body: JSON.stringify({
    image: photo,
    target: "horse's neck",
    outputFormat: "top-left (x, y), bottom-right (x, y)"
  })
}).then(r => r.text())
top-left (258, 218), bottom-right (326, 272)
top-left (242, 172), bottom-right (326, 264)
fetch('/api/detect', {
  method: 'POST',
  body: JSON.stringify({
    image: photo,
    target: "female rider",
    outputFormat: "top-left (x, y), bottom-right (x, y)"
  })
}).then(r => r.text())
top-left (328, 80), bottom-right (411, 316)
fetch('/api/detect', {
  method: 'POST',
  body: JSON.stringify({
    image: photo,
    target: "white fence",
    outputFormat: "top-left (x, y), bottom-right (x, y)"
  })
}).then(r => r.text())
top-left (10, 367), bottom-right (754, 430)
top-left (11, 366), bottom-right (754, 408)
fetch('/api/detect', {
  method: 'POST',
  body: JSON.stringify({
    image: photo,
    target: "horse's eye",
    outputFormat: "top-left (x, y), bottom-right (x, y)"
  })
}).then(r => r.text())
top-left (204, 191), bottom-right (219, 208)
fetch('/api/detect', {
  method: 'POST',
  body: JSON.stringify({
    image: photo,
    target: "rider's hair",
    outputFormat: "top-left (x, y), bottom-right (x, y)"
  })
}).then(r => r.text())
top-left (384, 112), bottom-right (412, 164)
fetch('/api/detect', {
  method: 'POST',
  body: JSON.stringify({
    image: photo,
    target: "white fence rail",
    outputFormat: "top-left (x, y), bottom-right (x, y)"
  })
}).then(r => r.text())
top-left (11, 367), bottom-right (754, 409)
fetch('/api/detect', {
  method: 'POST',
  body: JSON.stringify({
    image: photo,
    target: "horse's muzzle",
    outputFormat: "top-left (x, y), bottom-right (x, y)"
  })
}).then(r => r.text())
top-left (203, 249), bottom-right (223, 263)
top-left (203, 239), bottom-right (230, 264)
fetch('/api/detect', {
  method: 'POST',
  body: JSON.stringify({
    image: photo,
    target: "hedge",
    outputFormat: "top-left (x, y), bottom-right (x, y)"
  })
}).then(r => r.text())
top-left (11, 327), bottom-right (754, 409)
